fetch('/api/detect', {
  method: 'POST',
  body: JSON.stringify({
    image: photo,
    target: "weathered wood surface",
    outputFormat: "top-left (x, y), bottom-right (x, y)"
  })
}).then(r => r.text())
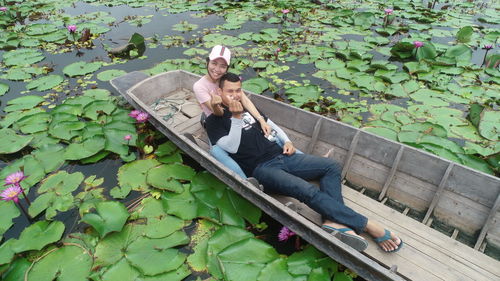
top-left (111, 70), bottom-right (500, 281)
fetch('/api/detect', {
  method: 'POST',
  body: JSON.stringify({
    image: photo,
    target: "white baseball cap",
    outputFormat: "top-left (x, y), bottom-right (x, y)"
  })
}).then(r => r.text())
top-left (209, 45), bottom-right (231, 65)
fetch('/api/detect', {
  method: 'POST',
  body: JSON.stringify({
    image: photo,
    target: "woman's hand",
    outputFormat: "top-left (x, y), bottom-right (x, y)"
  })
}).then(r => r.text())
top-left (259, 119), bottom-right (272, 136)
top-left (282, 141), bottom-right (296, 155)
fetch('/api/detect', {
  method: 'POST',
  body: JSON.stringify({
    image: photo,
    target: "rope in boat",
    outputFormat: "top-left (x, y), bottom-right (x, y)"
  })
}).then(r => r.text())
top-left (150, 97), bottom-right (187, 123)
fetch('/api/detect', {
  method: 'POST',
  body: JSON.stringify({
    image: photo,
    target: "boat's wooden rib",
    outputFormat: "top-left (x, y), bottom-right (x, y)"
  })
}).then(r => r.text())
top-left (378, 146), bottom-right (404, 201)
top-left (111, 70), bottom-right (500, 281)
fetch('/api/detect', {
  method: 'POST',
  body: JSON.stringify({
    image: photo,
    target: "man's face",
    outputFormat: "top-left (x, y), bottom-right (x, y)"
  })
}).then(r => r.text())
top-left (219, 80), bottom-right (243, 106)
top-left (207, 58), bottom-right (228, 81)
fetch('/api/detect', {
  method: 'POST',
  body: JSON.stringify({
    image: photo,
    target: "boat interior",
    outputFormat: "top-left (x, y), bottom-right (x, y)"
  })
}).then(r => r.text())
top-left (114, 70), bottom-right (500, 281)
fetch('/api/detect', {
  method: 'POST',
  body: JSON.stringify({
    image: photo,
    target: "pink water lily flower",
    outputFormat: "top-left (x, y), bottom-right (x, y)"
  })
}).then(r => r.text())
top-left (384, 8), bottom-right (393, 15)
top-left (4, 171), bottom-right (25, 186)
top-left (483, 44), bottom-right (493, 50)
top-left (1, 185), bottom-right (22, 203)
top-left (67, 25), bottom-right (77, 33)
top-left (282, 9), bottom-right (290, 14)
top-left (135, 112), bottom-right (149, 123)
top-left (128, 110), bottom-right (141, 118)
top-left (413, 41), bottom-right (424, 48)
top-left (0, 7), bottom-right (7, 12)
top-left (278, 226), bottom-right (296, 242)
top-left (124, 135), bottom-right (132, 141)
top-left (276, 47), bottom-right (281, 52)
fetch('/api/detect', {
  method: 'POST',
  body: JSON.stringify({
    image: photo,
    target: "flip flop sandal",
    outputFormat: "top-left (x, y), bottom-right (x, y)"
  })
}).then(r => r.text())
top-left (322, 225), bottom-right (368, 252)
top-left (374, 229), bottom-right (403, 253)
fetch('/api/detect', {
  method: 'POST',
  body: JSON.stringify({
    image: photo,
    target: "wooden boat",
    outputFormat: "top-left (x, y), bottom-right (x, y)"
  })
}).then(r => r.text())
top-left (110, 70), bottom-right (500, 281)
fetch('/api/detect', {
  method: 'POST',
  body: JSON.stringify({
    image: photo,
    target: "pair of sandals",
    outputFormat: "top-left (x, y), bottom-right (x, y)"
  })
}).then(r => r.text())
top-left (322, 225), bottom-right (403, 253)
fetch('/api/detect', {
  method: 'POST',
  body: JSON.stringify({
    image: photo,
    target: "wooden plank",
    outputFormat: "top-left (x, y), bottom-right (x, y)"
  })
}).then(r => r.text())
top-left (342, 131), bottom-right (361, 180)
top-left (423, 163), bottom-right (455, 224)
top-left (306, 118), bottom-right (323, 154)
top-left (379, 146), bottom-right (404, 201)
top-left (475, 193), bottom-right (500, 250)
top-left (343, 187), bottom-right (500, 281)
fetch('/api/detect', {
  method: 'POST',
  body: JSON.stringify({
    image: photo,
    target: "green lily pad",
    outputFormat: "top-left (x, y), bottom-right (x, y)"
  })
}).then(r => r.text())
top-left (83, 100), bottom-right (116, 120)
top-left (26, 75), bottom-right (64, 91)
top-left (15, 112), bottom-right (51, 134)
top-left (104, 128), bottom-right (135, 156)
top-left (456, 26), bottom-right (473, 43)
top-left (285, 85), bottom-right (322, 105)
top-left (63, 61), bottom-right (102, 77)
top-left (217, 237), bottom-right (279, 281)
top-left (32, 144), bottom-right (66, 173)
top-left (2, 48), bottom-right (45, 66)
top-left (146, 165), bottom-right (184, 193)
top-left (410, 89), bottom-right (449, 107)
top-left (400, 122), bottom-right (447, 137)
top-left (12, 221), bottom-right (65, 253)
top-left (96, 69), bottom-right (127, 81)
top-left (126, 233), bottom-right (188, 276)
top-left (118, 159), bottom-right (161, 191)
top-left (0, 239), bottom-right (16, 265)
top-left (0, 201), bottom-right (20, 239)
top-left (363, 127), bottom-right (398, 141)
top-left (161, 185), bottom-right (198, 220)
top-left (287, 245), bottom-right (329, 275)
top-left (2, 258), bottom-right (31, 281)
top-left (478, 109), bottom-right (499, 141)
top-left (38, 170), bottom-right (84, 194)
top-left (25, 23), bottom-right (58, 35)
top-left (26, 246), bottom-right (92, 281)
top-left (0, 128), bottom-right (33, 154)
top-left (94, 224), bottom-right (145, 267)
top-left (139, 264), bottom-right (190, 281)
top-left (242, 77), bottom-right (269, 94)
top-left (257, 258), bottom-right (294, 281)
top-left (206, 226), bottom-right (255, 279)
top-left (4, 95), bottom-right (45, 112)
top-left (82, 201), bottom-right (129, 237)
top-left (414, 42), bottom-right (437, 61)
top-left (48, 120), bottom-right (85, 140)
top-left (101, 258), bottom-right (140, 281)
top-left (3, 68), bottom-right (32, 81)
top-left (0, 82), bottom-right (9, 96)
top-left (64, 135), bottom-right (106, 160)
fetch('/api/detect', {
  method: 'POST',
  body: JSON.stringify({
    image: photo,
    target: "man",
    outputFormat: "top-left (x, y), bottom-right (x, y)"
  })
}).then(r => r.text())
top-left (205, 72), bottom-right (403, 253)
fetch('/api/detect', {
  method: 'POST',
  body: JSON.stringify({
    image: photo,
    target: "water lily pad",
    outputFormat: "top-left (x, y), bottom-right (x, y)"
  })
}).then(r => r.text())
top-left (3, 68), bottom-right (32, 81)
top-left (203, 33), bottom-right (246, 47)
top-left (15, 112), bottom-right (51, 134)
top-left (285, 85), bottom-right (322, 105)
top-left (242, 77), bottom-right (269, 94)
top-left (257, 258), bottom-right (294, 281)
top-left (26, 75), bottom-right (64, 91)
top-left (363, 127), bottom-right (398, 141)
top-left (0, 82), bottom-right (9, 96)
top-left (82, 201), bottom-right (129, 237)
top-left (126, 233), bottom-right (188, 276)
top-left (0, 128), bottom-right (33, 154)
top-left (2, 257), bottom-right (31, 281)
top-left (161, 185), bottom-right (198, 220)
top-left (0, 239), bottom-right (16, 265)
top-left (118, 159), bottom-right (161, 191)
top-left (48, 120), bottom-right (85, 140)
top-left (26, 245), bottom-right (92, 281)
top-left (83, 100), bottom-right (116, 120)
top-left (206, 226), bottom-right (255, 279)
top-left (2, 48), bottom-right (45, 66)
top-left (25, 23), bottom-right (58, 35)
top-left (217, 237), bottom-right (279, 281)
top-left (478, 109), bottom-right (499, 141)
top-left (4, 95), bottom-right (45, 112)
top-left (63, 61), bottom-right (102, 77)
top-left (12, 221), bottom-right (65, 253)
top-left (101, 258), bottom-right (140, 281)
top-left (104, 128), bottom-right (135, 156)
top-left (456, 26), bottom-right (473, 43)
top-left (64, 135), bottom-right (106, 160)
top-left (97, 69), bottom-right (127, 81)
top-left (146, 165), bottom-right (183, 193)
top-left (0, 202), bottom-right (20, 239)
top-left (32, 144), bottom-right (66, 173)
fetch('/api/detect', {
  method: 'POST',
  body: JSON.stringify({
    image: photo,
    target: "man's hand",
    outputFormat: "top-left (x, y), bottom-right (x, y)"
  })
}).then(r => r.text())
top-left (282, 141), bottom-right (296, 155)
top-left (259, 119), bottom-right (272, 137)
top-left (229, 100), bottom-right (244, 118)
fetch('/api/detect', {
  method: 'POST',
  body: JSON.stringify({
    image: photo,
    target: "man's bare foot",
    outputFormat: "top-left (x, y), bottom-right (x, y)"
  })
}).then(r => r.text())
top-left (365, 221), bottom-right (402, 252)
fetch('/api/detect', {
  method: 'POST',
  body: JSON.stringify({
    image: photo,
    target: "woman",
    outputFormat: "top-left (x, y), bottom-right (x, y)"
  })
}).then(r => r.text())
top-left (193, 45), bottom-right (271, 178)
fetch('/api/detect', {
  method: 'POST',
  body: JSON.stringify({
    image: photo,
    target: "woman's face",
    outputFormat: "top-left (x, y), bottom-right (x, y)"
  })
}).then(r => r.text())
top-left (207, 58), bottom-right (228, 81)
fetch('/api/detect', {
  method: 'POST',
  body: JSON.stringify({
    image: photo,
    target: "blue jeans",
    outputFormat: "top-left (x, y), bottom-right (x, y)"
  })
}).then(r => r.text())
top-left (210, 139), bottom-right (303, 179)
top-left (210, 145), bottom-right (247, 178)
top-left (252, 153), bottom-right (368, 234)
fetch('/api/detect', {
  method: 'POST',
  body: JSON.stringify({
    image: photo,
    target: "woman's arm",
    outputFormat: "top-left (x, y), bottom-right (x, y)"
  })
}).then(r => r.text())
top-left (240, 94), bottom-right (271, 135)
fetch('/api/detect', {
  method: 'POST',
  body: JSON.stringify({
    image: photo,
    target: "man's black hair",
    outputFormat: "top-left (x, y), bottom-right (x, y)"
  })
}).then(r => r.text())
top-left (219, 72), bottom-right (241, 89)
